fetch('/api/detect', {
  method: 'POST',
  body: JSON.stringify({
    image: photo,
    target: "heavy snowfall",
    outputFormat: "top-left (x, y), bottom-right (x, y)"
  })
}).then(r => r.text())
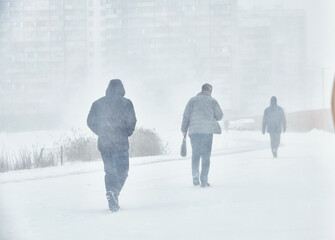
top-left (1, 0), bottom-right (335, 239)
top-left (1, 130), bottom-right (335, 240)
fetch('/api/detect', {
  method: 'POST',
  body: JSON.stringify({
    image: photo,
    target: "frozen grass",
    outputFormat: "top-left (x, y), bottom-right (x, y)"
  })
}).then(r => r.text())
top-left (60, 128), bottom-right (100, 162)
top-left (0, 128), bottom-right (167, 172)
top-left (0, 147), bottom-right (11, 173)
top-left (0, 146), bottom-right (58, 173)
top-left (129, 127), bottom-right (168, 157)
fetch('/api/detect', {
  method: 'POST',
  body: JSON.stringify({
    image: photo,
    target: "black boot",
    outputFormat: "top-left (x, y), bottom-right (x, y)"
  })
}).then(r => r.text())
top-left (272, 148), bottom-right (277, 158)
top-left (106, 191), bottom-right (120, 212)
top-left (201, 181), bottom-right (210, 188)
top-left (193, 177), bottom-right (200, 186)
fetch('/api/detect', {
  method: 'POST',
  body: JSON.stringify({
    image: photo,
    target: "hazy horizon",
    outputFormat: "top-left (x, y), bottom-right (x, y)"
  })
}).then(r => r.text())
top-left (0, 0), bottom-right (334, 133)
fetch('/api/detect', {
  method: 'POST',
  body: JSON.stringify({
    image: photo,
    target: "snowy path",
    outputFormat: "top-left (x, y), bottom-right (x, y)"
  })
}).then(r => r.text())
top-left (0, 131), bottom-right (267, 185)
top-left (1, 131), bottom-right (335, 240)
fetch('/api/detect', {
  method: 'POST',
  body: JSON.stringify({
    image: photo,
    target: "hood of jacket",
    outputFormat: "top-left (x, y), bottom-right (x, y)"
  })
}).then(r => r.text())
top-left (270, 96), bottom-right (277, 107)
top-left (106, 79), bottom-right (125, 97)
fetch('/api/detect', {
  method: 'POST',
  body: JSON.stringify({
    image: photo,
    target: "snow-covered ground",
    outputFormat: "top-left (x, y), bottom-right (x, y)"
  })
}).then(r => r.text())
top-left (1, 130), bottom-right (335, 240)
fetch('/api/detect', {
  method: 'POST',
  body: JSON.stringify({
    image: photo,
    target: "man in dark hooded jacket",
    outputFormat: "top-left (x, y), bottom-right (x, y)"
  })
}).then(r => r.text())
top-left (87, 79), bottom-right (136, 212)
top-left (262, 96), bottom-right (286, 158)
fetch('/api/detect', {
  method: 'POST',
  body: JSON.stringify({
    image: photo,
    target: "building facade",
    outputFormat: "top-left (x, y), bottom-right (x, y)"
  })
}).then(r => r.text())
top-left (237, 9), bottom-right (307, 115)
top-left (98, 0), bottom-right (238, 109)
top-left (0, 0), bottom-right (89, 130)
top-left (0, 1), bottom-right (308, 130)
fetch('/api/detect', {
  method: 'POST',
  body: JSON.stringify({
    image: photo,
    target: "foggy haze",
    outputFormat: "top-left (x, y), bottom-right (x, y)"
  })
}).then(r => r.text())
top-left (0, 0), bottom-right (334, 133)
top-left (1, 1), bottom-right (335, 239)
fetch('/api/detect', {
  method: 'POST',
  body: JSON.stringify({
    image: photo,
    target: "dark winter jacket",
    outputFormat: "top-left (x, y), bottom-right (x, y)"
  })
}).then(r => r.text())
top-left (181, 92), bottom-right (223, 135)
top-left (87, 79), bottom-right (137, 152)
top-left (262, 96), bottom-right (287, 134)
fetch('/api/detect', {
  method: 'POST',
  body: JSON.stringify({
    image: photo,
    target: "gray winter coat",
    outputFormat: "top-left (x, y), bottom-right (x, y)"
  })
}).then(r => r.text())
top-left (181, 92), bottom-right (223, 135)
top-left (262, 97), bottom-right (287, 134)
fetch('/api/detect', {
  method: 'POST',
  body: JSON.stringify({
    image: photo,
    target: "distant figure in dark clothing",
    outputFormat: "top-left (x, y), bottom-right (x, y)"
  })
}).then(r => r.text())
top-left (262, 96), bottom-right (286, 158)
top-left (87, 79), bottom-right (136, 212)
top-left (181, 83), bottom-right (223, 187)
top-left (224, 120), bottom-right (229, 132)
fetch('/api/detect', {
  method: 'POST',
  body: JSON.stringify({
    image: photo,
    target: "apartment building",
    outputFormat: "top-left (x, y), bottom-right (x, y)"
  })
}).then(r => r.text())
top-left (99, 0), bottom-right (238, 109)
top-left (237, 9), bottom-right (306, 115)
top-left (0, 0), bottom-right (88, 130)
top-left (0, 0), bottom-right (308, 130)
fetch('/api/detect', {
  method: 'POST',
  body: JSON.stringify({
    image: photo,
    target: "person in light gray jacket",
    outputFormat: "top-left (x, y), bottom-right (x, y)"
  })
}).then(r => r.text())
top-left (181, 83), bottom-right (223, 187)
top-left (262, 96), bottom-right (287, 158)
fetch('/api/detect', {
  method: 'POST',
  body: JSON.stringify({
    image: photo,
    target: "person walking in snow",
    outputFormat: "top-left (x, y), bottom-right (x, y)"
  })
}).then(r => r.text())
top-left (181, 83), bottom-right (223, 187)
top-left (262, 96), bottom-right (286, 158)
top-left (87, 79), bottom-right (136, 212)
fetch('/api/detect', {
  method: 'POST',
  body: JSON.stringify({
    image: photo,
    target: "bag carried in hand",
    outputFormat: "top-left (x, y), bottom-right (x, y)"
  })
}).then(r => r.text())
top-left (180, 136), bottom-right (187, 157)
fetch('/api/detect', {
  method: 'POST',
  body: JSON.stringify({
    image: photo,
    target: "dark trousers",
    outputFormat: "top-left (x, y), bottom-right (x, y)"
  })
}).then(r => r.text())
top-left (269, 133), bottom-right (281, 150)
top-left (100, 150), bottom-right (129, 197)
top-left (190, 134), bottom-right (213, 183)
